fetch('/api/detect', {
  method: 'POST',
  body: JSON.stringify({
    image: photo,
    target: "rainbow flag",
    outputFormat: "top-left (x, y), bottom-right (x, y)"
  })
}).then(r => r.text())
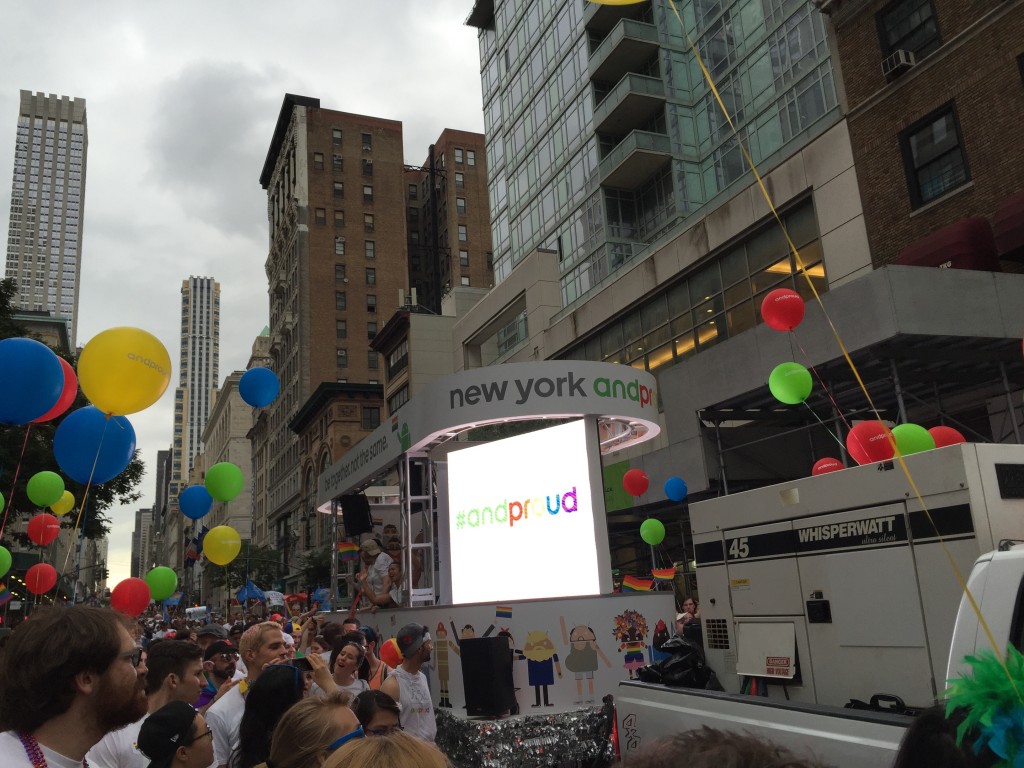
top-left (337, 541), bottom-right (360, 561)
top-left (0, 583), bottom-right (12, 607)
top-left (621, 576), bottom-right (653, 592)
top-left (652, 567), bottom-right (676, 582)
top-left (495, 605), bottom-right (513, 619)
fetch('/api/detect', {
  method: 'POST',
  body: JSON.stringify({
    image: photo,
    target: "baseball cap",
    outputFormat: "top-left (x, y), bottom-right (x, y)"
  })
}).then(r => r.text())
top-left (196, 624), bottom-right (228, 640)
top-left (396, 623), bottom-right (430, 657)
top-left (360, 539), bottom-right (382, 557)
top-left (137, 701), bottom-right (200, 768)
top-left (203, 640), bottom-right (238, 662)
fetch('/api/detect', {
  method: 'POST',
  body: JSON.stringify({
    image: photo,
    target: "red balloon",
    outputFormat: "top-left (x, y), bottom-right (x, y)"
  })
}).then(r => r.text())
top-left (760, 288), bottom-right (806, 332)
top-left (622, 469), bottom-right (649, 496)
top-left (110, 577), bottom-right (152, 617)
top-left (27, 513), bottom-right (61, 546)
top-left (929, 426), bottom-right (966, 448)
top-left (26, 562), bottom-right (57, 594)
top-left (812, 457), bottom-right (843, 476)
top-left (846, 421), bottom-right (895, 465)
top-left (32, 358), bottom-right (78, 423)
top-left (380, 637), bottom-right (403, 668)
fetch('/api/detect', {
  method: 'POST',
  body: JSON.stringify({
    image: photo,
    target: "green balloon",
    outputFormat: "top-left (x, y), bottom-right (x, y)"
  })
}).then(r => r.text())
top-left (892, 423), bottom-right (935, 456)
top-left (26, 471), bottom-right (65, 508)
top-left (0, 490), bottom-right (5, 514)
top-left (0, 545), bottom-right (11, 579)
top-left (145, 566), bottom-right (179, 602)
top-left (769, 362), bottom-right (812, 405)
top-left (640, 519), bottom-right (666, 546)
top-left (205, 462), bottom-right (245, 502)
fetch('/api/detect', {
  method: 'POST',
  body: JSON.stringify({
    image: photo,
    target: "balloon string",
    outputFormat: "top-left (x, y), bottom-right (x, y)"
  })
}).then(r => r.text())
top-left (792, 332), bottom-right (855, 438)
top-left (60, 417), bottom-right (110, 577)
top-left (663, 0), bottom-right (1017, 697)
top-left (0, 424), bottom-right (32, 540)
top-left (800, 401), bottom-right (846, 453)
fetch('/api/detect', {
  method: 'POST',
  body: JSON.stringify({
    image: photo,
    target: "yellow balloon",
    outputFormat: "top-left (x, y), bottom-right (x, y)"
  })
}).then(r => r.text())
top-left (50, 490), bottom-right (75, 516)
top-left (204, 525), bottom-right (242, 566)
top-left (78, 327), bottom-right (172, 415)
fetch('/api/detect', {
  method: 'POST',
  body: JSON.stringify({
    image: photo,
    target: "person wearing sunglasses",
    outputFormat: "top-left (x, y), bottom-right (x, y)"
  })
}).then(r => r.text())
top-left (228, 664), bottom-right (304, 768)
top-left (263, 691), bottom-right (361, 768)
top-left (197, 640), bottom-right (243, 713)
top-left (137, 701), bottom-right (214, 768)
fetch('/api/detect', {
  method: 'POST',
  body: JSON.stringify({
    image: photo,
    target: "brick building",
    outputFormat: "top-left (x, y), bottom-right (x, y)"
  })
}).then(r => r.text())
top-left (818, 0), bottom-right (1024, 266)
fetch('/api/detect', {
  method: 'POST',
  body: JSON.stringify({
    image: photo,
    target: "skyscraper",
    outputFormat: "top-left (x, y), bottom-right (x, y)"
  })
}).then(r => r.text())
top-left (131, 507), bottom-right (153, 578)
top-left (4, 90), bottom-right (87, 346)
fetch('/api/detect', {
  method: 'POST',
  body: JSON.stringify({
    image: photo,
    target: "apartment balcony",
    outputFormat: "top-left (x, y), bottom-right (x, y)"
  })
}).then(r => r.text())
top-left (584, 0), bottom-right (650, 35)
top-left (593, 74), bottom-right (666, 137)
top-left (589, 19), bottom-right (660, 84)
top-left (599, 130), bottom-right (672, 190)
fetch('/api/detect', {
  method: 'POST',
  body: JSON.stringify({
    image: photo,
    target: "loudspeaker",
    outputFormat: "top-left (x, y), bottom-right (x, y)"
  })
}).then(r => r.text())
top-left (460, 637), bottom-right (515, 717)
top-left (340, 494), bottom-right (373, 536)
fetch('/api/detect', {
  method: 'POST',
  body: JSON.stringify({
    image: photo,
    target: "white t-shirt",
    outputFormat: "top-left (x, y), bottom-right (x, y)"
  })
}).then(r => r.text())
top-left (365, 552), bottom-right (393, 597)
top-left (85, 716), bottom-right (147, 768)
top-left (205, 684), bottom-right (246, 767)
top-left (390, 666), bottom-right (436, 743)
top-left (0, 731), bottom-right (87, 768)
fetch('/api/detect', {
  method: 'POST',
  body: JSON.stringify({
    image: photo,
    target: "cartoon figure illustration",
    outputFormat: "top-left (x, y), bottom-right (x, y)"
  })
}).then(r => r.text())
top-left (649, 619), bottom-right (672, 663)
top-left (434, 622), bottom-right (454, 708)
top-left (559, 616), bottom-right (612, 705)
top-left (516, 629), bottom-right (563, 707)
top-left (449, 621), bottom-right (495, 648)
top-left (613, 610), bottom-right (650, 680)
top-left (497, 629), bottom-right (520, 715)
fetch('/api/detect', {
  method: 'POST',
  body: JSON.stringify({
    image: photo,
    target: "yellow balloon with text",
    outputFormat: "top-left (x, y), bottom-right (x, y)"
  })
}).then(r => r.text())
top-left (50, 490), bottom-right (75, 516)
top-left (77, 328), bottom-right (172, 416)
top-left (204, 525), bottom-right (242, 566)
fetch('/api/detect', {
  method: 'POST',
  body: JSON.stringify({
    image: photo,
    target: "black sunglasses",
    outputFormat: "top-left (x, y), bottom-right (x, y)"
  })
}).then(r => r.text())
top-left (118, 648), bottom-right (144, 667)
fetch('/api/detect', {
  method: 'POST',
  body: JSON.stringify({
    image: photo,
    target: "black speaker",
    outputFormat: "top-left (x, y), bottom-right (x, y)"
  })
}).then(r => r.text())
top-left (461, 637), bottom-right (515, 717)
top-left (340, 494), bottom-right (373, 536)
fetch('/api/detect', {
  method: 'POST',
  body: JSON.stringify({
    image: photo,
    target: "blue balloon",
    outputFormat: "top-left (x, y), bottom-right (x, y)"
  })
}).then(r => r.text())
top-left (664, 476), bottom-right (688, 502)
top-left (53, 406), bottom-right (136, 484)
top-left (0, 337), bottom-right (64, 425)
top-left (238, 367), bottom-right (280, 408)
top-left (179, 485), bottom-right (213, 520)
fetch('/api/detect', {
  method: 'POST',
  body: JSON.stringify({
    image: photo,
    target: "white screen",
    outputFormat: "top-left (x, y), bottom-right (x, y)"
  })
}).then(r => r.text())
top-left (447, 420), bottom-right (601, 604)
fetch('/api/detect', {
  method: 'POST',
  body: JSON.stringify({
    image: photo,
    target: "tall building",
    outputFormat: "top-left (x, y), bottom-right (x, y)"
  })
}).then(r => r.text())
top-left (254, 96), bottom-right (407, 573)
top-left (405, 129), bottom-right (493, 313)
top-left (130, 508), bottom-right (153, 578)
top-left (4, 91), bottom-right (87, 346)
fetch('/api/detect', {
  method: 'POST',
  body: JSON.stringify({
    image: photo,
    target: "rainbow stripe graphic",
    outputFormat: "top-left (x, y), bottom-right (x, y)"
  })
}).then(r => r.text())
top-left (621, 576), bottom-right (653, 592)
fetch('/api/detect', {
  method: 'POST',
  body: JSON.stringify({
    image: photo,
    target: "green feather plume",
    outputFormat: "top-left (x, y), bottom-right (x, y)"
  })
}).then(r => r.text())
top-left (946, 646), bottom-right (1024, 749)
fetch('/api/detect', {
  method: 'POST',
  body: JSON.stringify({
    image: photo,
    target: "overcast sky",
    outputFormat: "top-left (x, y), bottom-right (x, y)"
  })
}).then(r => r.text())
top-left (0, 1), bottom-right (485, 588)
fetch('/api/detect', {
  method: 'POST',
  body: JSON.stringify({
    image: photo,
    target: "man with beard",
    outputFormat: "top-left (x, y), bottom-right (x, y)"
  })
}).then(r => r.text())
top-left (381, 623), bottom-right (436, 742)
top-left (87, 639), bottom-right (205, 768)
top-left (196, 640), bottom-right (241, 712)
top-left (0, 606), bottom-right (149, 767)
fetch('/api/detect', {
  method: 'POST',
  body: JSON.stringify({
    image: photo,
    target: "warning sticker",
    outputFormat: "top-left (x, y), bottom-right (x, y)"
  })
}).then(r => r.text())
top-left (765, 656), bottom-right (792, 676)
top-left (729, 578), bottom-right (751, 590)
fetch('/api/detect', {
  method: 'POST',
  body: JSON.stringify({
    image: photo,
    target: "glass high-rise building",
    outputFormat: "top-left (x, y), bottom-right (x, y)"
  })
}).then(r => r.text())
top-left (469, 0), bottom-right (839, 308)
top-left (4, 90), bottom-right (88, 345)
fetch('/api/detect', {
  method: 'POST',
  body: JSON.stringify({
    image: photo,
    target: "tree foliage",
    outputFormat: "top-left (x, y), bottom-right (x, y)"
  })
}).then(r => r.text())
top-left (203, 543), bottom-right (282, 592)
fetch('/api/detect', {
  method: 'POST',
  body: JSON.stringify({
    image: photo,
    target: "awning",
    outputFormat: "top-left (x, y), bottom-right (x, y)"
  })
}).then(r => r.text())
top-left (896, 216), bottom-right (1001, 271)
top-left (994, 189), bottom-right (1024, 262)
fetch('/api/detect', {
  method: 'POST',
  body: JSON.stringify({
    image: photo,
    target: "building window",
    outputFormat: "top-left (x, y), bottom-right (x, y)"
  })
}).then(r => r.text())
top-left (333, 154), bottom-right (343, 171)
top-left (461, 276), bottom-right (471, 286)
top-left (364, 214), bottom-right (375, 232)
top-left (315, 208), bottom-right (326, 225)
top-left (337, 349), bottom-right (348, 368)
top-left (335, 263), bottom-right (346, 280)
top-left (467, 150), bottom-right (476, 166)
top-left (335, 238), bottom-right (346, 256)
top-left (388, 385), bottom-right (409, 413)
top-left (368, 350), bottom-right (379, 370)
top-left (361, 132), bottom-right (372, 150)
top-left (365, 240), bottom-right (376, 259)
top-left (458, 225), bottom-right (468, 242)
top-left (367, 321), bottom-right (377, 339)
top-left (334, 181), bottom-right (344, 198)
top-left (877, 0), bottom-right (941, 59)
top-left (408, 206), bottom-right (419, 222)
top-left (367, 294), bottom-right (377, 313)
top-left (459, 250), bottom-right (469, 267)
top-left (366, 267), bottom-right (376, 285)
top-left (363, 185), bottom-right (373, 203)
top-left (313, 152), bottom-right (324, 170)
top-left (361, 406), bottom-right (380, 430)
top-left (408, 184), bottom-right (418, 200)
top-left (362, 159), bottom-right (373, 176)
top-left (899, 102), bottom-right (969, 208)
top-left (332, 128), bottom-right (342, 145)
top-left (334, 209), bottom-right (345, 227)
top-left (336, 319), bottom-right (347, 339)
top-left (456, 197), bottom-right (467, 214)
top-left (455, 172), bottom-right (465, 189)
top-left (455, 148), bottom-right (464, 164)
top-left (335, 291), bottom-right (346, 310)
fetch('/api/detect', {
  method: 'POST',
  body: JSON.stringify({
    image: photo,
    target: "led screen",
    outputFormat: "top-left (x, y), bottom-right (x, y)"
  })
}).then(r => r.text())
top-left (447, 419), bottom-right (601, 604)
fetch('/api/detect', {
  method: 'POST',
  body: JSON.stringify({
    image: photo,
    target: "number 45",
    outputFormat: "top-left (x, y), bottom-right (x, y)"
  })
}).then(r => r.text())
top-left (728, 537), bottom-right (749, 559)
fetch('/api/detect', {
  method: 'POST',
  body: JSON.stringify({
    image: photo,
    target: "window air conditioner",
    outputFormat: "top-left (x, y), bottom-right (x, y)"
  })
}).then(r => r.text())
top-left (881, 49), bottom-right (916, 80)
